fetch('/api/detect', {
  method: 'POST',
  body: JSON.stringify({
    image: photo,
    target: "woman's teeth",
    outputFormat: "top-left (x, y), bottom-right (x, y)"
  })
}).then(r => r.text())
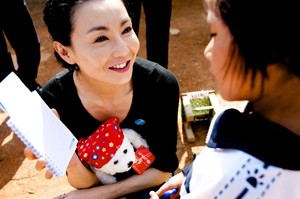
top-left (112, 63), bottom-right (126, 69)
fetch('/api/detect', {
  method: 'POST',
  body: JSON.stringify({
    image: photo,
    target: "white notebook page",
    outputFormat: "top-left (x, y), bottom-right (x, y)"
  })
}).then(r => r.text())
top-left (0, 72), bottom-right (78, 177)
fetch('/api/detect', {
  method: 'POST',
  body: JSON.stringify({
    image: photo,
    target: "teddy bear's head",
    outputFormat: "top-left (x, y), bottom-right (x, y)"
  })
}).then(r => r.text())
top-left (77, 117), bottom-right (136, 175)
top-left (98, 130), bottom-right (135, 175)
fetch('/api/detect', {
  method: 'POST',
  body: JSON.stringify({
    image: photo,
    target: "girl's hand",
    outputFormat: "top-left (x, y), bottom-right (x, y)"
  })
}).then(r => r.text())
top-left (149, 172), bottom-right (184, 199)
top-left (149, 191), bottom-right (160, 199)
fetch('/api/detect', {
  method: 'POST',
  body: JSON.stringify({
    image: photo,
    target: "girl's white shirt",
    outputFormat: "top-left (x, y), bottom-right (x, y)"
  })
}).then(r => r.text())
top-left (180, 147), bottom-right (300, 199)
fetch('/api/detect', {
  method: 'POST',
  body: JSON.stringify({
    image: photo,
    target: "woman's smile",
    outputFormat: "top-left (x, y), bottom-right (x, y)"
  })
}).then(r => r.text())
top-left (109, 61), bottom-right (130, 73)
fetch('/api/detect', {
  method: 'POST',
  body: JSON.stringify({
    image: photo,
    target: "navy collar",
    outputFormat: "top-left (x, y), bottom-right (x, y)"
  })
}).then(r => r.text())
top-left (207, 104), bottom-right (300, 170)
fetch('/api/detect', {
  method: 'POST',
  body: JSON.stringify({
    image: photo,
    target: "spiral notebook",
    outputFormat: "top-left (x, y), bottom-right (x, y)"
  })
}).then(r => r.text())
top-left (0, 72), bottom-right (78, 178)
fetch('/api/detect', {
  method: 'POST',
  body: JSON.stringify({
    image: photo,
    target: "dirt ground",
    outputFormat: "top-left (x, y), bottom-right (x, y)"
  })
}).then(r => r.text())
top-left (0, 0), bottom-right (242, 198)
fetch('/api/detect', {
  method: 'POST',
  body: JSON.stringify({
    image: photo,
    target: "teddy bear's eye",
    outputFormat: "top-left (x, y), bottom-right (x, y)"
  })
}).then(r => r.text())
top-left (114, 160), bottom-right (118, 165)
top-left (123, 149), bottom-right (128, 154)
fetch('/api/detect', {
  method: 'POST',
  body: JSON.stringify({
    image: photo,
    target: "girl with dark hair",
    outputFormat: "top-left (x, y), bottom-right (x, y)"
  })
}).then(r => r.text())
top-left (150, 0), bottom-right (300, 198)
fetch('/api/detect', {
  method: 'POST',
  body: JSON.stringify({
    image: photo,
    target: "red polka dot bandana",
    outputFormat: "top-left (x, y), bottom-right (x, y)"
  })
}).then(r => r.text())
top-left (77, 117), bottom-right (124, 169)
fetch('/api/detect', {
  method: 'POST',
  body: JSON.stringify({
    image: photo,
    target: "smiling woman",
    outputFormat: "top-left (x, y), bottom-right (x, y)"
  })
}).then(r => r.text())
top-left (0, 0), bottom-right (215, 197)
top-left (22, 0), bottom-right (180, 198)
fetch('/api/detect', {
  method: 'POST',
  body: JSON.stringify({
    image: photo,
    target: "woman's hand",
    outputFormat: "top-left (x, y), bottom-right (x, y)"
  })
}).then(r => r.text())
top-left (24, 147), bottom-right (54, 179)
top-left (24, 147), bottom-right (83, 181)
top-left (23, 108), bottom-right (79, 180)
top-left (23, 108), bottom-right (59, 179)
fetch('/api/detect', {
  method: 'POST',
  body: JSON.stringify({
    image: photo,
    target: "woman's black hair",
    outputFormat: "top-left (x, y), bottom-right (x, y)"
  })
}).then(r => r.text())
top-left (43, 0), bottom-right (86, 70)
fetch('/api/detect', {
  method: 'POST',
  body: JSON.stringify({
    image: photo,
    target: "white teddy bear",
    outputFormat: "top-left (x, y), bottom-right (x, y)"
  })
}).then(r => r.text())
top-left (77, 117), bottom-right (148, 185)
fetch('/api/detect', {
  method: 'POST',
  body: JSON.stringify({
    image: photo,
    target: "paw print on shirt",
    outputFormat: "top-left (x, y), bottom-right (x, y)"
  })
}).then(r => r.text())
top-left (235, 168), bottom-right (265, 199)
top-left (246, 168), bottom-right (265, 188)
top-left (213, 158), bottom-right (282, 199)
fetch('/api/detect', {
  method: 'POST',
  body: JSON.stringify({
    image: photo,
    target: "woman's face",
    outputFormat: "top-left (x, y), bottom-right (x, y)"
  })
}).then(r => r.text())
top-left (204, 0), bottom-right (261, 101)
top-left (66, 0), bottom-right (140, 85)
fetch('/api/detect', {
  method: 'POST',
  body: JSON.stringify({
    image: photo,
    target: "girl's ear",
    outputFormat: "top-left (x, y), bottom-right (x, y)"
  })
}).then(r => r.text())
top-left (53, 41), bottom-right (76, 65)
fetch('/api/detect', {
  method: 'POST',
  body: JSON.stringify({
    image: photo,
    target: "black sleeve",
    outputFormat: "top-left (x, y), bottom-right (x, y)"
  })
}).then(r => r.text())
top-left (150, 68), bottom-right (179, 172)
top-left (133, 58), bottom-right (180, 173)
top-left (40, 70), bottom-right (67, 112)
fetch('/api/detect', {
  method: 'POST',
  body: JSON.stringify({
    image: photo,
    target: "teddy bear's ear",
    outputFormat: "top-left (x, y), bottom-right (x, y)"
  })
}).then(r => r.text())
top-left (122, 128), bottom-right (149, 148)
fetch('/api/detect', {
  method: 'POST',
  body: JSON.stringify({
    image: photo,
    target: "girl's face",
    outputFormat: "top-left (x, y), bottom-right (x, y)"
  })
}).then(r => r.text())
top-left (204, 0), bottom-right (261, 101)
top-left (66, 0), bottom-right (139, 85)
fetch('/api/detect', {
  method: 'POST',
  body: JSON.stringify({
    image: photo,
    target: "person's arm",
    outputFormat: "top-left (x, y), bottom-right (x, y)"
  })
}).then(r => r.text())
top-left (54, 168), bottom-right (170, 199)
top-left (66, 153), bottom-right (100, 188)
top-left (111, 168), bottom-right (170, 197)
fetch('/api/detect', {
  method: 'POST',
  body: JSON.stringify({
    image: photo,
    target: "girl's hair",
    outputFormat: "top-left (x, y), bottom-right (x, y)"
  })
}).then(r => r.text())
top-left (216, 0), bottom-right (300, 79)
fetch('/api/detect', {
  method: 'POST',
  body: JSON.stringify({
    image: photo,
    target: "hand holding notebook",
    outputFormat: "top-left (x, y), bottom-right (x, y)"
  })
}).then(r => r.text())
top-left (0, 72), bottom-right (78, 178)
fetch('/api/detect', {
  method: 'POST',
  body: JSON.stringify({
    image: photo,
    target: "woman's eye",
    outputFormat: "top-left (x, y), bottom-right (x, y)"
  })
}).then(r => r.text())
top-left (123, 26), bottom-right (132, 34)
top-left (95, 36), bottom-right (108, 43)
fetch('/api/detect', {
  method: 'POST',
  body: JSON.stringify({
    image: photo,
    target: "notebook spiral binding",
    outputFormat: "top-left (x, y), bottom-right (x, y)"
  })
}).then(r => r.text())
top-left (45, 155), bottom-right (62, 177)
top-left (6, 119), bottom-right (62, 177)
